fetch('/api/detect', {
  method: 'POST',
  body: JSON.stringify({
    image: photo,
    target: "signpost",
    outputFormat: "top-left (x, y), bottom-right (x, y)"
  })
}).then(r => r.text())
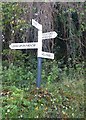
top-left (9, 19), bottom-right (57, 88)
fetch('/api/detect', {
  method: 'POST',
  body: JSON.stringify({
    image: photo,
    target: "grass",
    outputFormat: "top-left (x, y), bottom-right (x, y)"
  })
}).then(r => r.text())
top-left (1, 78), bottom-right (84, 119)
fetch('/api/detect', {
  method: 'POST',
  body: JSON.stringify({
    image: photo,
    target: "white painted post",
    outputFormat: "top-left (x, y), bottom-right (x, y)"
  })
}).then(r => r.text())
top-left (38, 30), bottom-right (42, 57)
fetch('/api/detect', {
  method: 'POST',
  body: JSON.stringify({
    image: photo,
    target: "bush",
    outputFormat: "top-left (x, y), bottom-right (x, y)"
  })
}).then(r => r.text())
top-left (2, 63), bottom-right (36, 88)
top-left (1, 51), bottom-right (85, 119)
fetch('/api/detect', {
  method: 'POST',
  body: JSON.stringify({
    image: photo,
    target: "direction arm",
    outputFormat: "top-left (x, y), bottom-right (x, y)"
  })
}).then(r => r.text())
top-left (32, 19), bottom-right (42, 30)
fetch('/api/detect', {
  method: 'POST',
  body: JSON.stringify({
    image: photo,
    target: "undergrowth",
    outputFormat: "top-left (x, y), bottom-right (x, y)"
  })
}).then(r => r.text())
top-left (1, 54), bottom-right (85, 119)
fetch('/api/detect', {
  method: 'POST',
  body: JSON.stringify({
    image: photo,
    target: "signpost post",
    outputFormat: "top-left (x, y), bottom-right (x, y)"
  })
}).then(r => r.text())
top-left (9, 19), bottom-right (57, 88)
top-left (32, 19), bottom-right (43, 88)
top-left (37, 28), bottom-right (42, 88)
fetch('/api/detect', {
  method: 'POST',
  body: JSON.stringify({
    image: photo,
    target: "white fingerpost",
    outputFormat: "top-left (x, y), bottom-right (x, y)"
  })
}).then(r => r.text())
top-left (9, 19), bottom-right (58, 88)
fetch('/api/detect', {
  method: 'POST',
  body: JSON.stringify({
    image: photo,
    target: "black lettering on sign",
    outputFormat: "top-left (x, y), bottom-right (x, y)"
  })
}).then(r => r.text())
top-left (12, 43), bottom-right (36, 48)
top-left (13, 44), bottom-right (18, 47)
top-left (47, 54), bottom-right (51, 57)
top-left (42, 53), bottom-right (51, 57)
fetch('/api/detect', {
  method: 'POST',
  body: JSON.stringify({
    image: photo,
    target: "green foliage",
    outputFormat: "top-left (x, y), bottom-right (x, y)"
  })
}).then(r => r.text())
top-left (1, 58), bottom-right (85, 119)
top-left (2, 2), bottom-right (31, 50)
top-left (1, 2), bottom-right (85, 119)
top-left (42, 60), bottom-right (59, 84)
top-left (44, 77), bottom-right (84, 118)
top-left (2, 64), bottom-right (36, 89)
top-left (1, 78), bottom-right (84, 119)
top-left (2, 3), bottom-right (29, 30)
